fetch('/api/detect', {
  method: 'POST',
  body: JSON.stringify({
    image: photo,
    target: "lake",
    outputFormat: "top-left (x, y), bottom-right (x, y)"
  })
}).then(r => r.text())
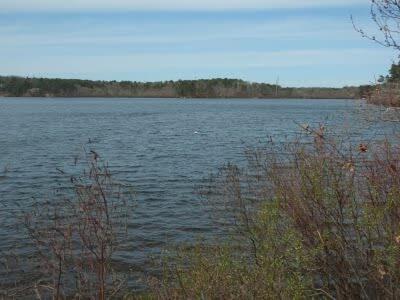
top-left (0, 98), bottom-right (395, 288)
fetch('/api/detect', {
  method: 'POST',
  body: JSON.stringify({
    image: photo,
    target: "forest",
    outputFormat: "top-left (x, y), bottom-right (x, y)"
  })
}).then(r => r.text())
top-left (0, 76), bottom-right (361, 99)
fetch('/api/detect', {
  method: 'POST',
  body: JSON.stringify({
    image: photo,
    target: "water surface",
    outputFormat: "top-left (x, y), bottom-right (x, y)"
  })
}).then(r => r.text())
top-left (0, 98), bottom-right (394, 286)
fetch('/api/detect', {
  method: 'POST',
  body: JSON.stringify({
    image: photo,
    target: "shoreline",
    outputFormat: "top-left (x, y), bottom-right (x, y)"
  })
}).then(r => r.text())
top-left (0, 96), bottom-right (361, 100)
top-left (0, 76), bottom-right (363, 99)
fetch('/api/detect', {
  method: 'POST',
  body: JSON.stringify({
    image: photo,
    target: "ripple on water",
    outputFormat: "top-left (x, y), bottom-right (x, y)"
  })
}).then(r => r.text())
top-left (0, 98), bottom-right (396, 288)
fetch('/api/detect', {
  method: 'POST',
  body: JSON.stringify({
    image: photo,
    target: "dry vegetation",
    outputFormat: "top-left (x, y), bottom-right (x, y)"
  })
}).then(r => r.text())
top-left (368, 82), bottom-right (400, 107)
top-left (1, 151), bottom-right (132, 299)
top-left (149, 126), bottom-right (400, 299)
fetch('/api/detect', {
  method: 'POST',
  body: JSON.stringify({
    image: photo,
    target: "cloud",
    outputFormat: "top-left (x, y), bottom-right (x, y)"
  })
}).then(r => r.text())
top-left (0, 1), bottom-right (390, 87)
top-left (0, 18), bottom-right (357, 47)
top-left (1, 48), bottom-right (394, 87)
top-left (1, 0), bottom-right (366, 12)
top-left (2, 48), bottom-right (394, 73)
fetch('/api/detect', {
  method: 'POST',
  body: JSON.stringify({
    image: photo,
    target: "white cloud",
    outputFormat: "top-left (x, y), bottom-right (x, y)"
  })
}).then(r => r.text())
top-left (2, 48), bottom-right (394, 86)
top-left (1, 0), bottom-right (366, 12)
top-left (1, 48), bottom-right (394, 73)
top-left (0, 19), bottom-right (356, 47)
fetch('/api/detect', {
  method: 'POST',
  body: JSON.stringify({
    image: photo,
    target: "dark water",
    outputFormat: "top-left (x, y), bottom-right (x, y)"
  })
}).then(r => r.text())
top-left (0, 98), bottom-right (395, 287)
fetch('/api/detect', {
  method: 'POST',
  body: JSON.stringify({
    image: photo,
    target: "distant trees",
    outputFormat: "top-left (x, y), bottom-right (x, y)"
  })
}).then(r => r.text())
top-left (0, 76), bottom-right (31, 96)
top-left (0, 76), bottom-right (107, 97)
top-left (175, 80), bottom-right (197, 97)
top-left (0, 76), bottom-right (360, 99)
top-left (0, 76), bottom-right (77, 96)
top-left (389, 61), bottom-right (400, 81)
top-left (359, 84), bottom-right (374, 98)
top-left (10, 77), bottom-right (31, 96)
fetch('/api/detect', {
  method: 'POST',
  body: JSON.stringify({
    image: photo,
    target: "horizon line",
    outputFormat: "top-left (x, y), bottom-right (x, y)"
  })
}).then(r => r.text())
top-left (0, 74), bottom-right (369, 88)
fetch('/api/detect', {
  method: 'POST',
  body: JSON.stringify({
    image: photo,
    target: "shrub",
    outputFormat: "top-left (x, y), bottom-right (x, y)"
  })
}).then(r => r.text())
top-left (23, 151), bottom-right (132, 299)
top-left (152, 126), bottom-right (400, 299)
top-left (368, 82), bottom-right (400, 107)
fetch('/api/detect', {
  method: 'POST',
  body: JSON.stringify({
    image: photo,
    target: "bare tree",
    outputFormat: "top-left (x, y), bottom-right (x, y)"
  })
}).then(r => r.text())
top-left (353, 0), bottom-right (400, 51)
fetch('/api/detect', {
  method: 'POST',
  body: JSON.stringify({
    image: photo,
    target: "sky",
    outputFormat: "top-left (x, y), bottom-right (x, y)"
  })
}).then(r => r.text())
top-left (1, 0), bottom-right (399, 87)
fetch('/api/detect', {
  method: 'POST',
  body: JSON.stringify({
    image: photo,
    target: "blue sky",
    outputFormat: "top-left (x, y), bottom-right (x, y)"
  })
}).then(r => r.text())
top-left (1, 0), bottom-right (398, 87)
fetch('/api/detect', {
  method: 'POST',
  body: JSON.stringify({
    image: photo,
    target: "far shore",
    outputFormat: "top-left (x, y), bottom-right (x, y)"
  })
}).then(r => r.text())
top-left (0, 76), bottom-right (364, 100)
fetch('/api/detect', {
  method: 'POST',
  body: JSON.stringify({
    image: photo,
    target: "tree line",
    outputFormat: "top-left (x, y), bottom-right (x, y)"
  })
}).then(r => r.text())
top-left (0, 76), bottom-right (360, 99)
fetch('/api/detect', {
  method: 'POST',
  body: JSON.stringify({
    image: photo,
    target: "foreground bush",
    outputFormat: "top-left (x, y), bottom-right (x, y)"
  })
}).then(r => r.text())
top-left (1, 151), bottom-right (132, 299)
top-left (152, 127), bottom-right (400, 299)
